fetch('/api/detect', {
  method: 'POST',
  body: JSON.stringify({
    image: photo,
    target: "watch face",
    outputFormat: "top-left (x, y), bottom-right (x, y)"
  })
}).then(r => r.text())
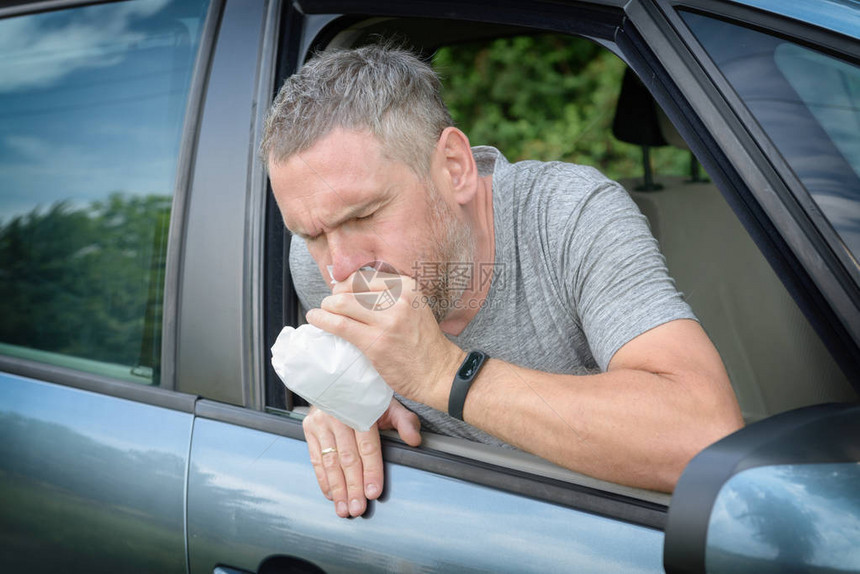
top-left (458, 352), bottom-right (484, 379)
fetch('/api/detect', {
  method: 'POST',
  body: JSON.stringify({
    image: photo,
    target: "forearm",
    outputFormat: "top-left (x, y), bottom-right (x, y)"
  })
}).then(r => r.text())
top-left (418, 354), bottom-right (742, 493)
top-left (469, 362), bottom-right (739, 491)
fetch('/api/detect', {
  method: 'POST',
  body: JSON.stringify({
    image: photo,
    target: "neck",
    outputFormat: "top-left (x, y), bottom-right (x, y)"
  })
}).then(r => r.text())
top-left (439, 174), bottom-right (495, 336)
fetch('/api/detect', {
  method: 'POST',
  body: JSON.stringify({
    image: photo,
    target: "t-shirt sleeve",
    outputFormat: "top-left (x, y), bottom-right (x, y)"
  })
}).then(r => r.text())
top-left (550, 176), bottom-right (696, 371)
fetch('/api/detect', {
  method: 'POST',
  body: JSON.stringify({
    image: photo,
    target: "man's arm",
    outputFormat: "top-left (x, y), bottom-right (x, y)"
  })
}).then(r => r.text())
top-left (308, 274), bottom-right (744, 495)
top-left (440, 318), bottom-right (743, 492)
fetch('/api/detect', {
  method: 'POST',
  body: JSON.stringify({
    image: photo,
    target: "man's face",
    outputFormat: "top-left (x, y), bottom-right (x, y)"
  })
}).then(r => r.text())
top-left (268, 128), bottom-right (474, 321)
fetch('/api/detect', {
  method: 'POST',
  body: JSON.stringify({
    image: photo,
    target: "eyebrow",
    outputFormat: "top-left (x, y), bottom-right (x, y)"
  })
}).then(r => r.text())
top-left (289, 195), bottom-right (386, 240)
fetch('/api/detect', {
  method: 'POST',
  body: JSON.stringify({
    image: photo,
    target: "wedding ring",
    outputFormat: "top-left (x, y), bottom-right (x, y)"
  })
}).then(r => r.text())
top-left (321, 447), bottom-right (337, 455)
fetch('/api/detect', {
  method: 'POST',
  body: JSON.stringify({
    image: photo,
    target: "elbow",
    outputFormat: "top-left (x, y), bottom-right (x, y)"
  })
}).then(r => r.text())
top-left (704, 388), bottom-right (746, 447)
top-left (665, 396), bottom-right (745, 492)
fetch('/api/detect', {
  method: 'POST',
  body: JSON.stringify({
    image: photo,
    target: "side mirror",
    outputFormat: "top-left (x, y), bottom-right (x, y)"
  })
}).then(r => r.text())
top-left (664, 402), bottom-right (860, 573)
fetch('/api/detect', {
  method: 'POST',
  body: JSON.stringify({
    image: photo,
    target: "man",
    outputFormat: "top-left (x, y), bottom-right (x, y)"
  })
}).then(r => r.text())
top-left (261, 45), bottom-right (744, 519)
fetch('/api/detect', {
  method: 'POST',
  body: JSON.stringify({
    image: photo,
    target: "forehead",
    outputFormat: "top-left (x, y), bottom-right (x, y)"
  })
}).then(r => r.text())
top-left (269, 129), bottom-right (409, 230)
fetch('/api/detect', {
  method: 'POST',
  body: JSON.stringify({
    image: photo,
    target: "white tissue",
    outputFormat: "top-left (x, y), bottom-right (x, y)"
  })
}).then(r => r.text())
top-left (271, 324), bottom-right (393, 431)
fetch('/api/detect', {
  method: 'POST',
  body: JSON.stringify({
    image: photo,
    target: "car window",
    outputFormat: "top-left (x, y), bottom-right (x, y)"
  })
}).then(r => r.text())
top-left (0, 0), bottom-right (210, 385)
top-left (267, 20), bottom-right (854, 512)
top-left (679, 11), bottom-right (860, 266)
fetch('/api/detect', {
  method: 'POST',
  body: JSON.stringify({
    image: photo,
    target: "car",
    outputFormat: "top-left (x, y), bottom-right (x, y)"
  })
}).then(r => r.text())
top-left (1, 0), bottom-right (858, 572)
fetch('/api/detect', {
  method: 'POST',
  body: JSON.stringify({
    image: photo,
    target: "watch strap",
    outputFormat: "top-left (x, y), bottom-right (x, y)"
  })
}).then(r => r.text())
top-left (448, 350), bottom-right (488, 421)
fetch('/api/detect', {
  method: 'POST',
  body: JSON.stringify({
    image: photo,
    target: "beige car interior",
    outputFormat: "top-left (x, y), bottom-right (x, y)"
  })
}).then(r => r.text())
top-left (288, 22), bottom-right (856, 505)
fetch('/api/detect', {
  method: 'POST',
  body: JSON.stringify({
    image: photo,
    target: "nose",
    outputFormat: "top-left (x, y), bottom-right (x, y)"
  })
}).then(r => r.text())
top-left (327, 231), bottom-right (373, 283)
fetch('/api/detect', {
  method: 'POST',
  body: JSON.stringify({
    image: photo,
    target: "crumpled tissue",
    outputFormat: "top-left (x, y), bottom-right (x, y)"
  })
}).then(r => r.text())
top-left (271, 324), bottom-right (393, 431)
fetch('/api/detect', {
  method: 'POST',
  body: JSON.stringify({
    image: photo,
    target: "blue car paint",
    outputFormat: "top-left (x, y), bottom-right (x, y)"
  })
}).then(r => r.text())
top-left (0, 373), bottom-right (193, 573)
top-left (187, 417), bottom-right (665, 573)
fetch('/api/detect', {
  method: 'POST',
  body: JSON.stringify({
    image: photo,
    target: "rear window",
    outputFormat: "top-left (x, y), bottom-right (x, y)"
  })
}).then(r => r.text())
top-left (0, 0), bottom-right (211, 384)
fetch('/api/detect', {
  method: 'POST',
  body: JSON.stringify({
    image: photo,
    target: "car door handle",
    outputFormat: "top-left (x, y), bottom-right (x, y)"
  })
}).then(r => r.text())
top-left (215, 556), bottom-right (327, 573)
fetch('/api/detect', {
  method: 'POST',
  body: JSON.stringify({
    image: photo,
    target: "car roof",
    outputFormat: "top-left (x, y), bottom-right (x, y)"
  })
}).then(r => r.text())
top-left (726, 0), bottom-right (860, 40)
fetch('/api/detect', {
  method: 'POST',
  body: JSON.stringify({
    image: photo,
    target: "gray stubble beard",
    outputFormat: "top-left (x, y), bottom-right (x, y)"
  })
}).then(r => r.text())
top-left (422, 181), bottom-right (477, 324)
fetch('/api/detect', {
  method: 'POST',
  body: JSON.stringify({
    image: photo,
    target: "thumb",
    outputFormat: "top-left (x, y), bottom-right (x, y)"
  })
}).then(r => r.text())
top-left (380, 401), bottom-right (422, 447)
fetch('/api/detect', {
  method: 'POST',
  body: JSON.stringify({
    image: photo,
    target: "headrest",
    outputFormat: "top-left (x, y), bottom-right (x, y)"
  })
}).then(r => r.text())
top-left (612, 67), bottom-right (686, 149)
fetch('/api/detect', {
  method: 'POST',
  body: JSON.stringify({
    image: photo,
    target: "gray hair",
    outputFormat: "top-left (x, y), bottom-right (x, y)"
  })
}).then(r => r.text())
top-left (260, 44), bottom-right (454, 176)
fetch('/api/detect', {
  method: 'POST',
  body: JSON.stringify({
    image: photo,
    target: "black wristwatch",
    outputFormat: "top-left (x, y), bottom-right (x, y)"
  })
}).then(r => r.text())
top-left (448, 350), bottom-right (489, 421)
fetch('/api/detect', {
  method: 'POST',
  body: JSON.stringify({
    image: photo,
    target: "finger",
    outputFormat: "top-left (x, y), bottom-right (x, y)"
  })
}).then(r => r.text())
top-left (304, 409), bottom-right (353, 518)
top-left (302, 410), bottom-right (332, 500)
top-left (319, 292), bottom-right (379, 324)
top-left (388, 402), bottom-right (422, 447)
top-left (354, 425), bottom-right (384, 500)
top-left (332, 268), bottom-right (402, 296)
top-left (305, 306), bottom-right (369, 346)
top-left (331, 422), bottom-right (370, 517)
top-left (317, 430), bottom-right (352, 518)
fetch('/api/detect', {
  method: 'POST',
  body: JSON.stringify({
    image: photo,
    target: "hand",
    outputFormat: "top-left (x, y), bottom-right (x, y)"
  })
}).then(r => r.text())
top-left (303, 398), bottom-right (421, 517)
top-left (306, 270), bottom-right (465, 410)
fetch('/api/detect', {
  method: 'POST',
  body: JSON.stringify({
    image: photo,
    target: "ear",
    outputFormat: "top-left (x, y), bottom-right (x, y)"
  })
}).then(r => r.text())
top-left (436, 127), bottom-right (477, 205)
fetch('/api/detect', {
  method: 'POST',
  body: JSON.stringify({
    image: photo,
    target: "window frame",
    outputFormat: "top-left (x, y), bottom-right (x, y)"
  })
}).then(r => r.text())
top-left (258, 0), bottom-right (860, 529)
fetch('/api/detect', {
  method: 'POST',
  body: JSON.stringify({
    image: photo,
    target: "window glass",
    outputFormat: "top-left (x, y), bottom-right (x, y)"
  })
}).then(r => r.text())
top-left (680, 11), bottom-right (860, 262)
top-left (775, 44), bottom-right (860, 182)
top-left (0, 0), bottom-right (211, 384)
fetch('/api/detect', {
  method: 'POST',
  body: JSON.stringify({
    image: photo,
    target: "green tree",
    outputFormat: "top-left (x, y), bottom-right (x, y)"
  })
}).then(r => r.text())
top-left (433, 34), bottom-right (688, 181)
top-left (0, 193), bottom-right (170, 380)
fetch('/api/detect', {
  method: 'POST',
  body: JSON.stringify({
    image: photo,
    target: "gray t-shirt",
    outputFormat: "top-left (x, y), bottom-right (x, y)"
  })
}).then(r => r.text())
top-left (289, 146), bottom-right (695, 447)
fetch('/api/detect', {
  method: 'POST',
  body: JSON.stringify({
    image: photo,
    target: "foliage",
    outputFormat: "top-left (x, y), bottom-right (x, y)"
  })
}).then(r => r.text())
top-left (0, 193), bottom-right (170, 376)
top-left (433, 34), bottom-right (688, 182)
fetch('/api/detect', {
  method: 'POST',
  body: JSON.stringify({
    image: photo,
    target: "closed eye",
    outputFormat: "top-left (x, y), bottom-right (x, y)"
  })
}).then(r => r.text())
top-left (295, 230), bottom-right (322, 242)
